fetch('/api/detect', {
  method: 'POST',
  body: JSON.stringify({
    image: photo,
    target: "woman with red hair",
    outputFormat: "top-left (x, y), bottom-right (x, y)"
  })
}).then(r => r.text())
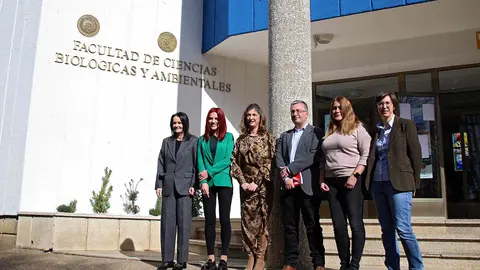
top-left (197, 107), bottom-right (235, 270)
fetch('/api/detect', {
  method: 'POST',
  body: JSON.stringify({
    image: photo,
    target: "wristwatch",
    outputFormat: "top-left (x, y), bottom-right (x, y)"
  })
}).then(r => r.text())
top-left (352, 172), bottom-right (361, 179)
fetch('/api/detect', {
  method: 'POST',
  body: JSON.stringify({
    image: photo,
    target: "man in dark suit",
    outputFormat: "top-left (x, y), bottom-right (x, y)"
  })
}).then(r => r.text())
top-left (275, 100), bottom-right (326, 270)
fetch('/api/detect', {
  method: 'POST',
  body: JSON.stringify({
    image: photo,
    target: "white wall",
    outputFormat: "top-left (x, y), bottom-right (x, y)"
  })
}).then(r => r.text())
top-left (0, 0), bottom-right (268, 217)
top-left (0, 0), bottom-right (43, 215)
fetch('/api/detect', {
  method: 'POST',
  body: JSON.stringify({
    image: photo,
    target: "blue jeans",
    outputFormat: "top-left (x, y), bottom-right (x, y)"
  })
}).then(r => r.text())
top-left (371, 181), bottom-right (424, 270)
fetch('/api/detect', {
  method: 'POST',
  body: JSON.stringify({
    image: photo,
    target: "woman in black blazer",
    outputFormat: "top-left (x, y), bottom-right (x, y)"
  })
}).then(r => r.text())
top-left (155, 112), bottom-right (198, 270)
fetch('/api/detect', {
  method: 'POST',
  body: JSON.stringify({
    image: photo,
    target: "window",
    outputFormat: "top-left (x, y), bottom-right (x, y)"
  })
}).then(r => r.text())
top-left (315, 76), bottom-right (399, 134)
top-left (439, 67), bottom-right (480, 91)
top-left (406, 73), bottom-right (432, 92)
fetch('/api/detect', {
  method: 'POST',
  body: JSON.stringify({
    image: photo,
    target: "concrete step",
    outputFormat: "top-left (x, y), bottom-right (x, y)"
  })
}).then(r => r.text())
top-left (189, 239), bottom-right (246, 259)
top-left (192, 218), bottom-right (480, 235)
top-left (195, 226), bottom-right (480, 254)
top-left (188, 239), bottom-right (480, 269)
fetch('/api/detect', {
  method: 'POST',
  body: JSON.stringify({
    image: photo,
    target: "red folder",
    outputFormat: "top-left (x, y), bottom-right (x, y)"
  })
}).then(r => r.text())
top-left (291, 173), bottom-right (302, 187)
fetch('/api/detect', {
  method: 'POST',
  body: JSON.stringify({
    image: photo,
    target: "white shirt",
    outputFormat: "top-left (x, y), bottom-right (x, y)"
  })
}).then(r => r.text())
top-left (286, 122), bottom-right (308, 183)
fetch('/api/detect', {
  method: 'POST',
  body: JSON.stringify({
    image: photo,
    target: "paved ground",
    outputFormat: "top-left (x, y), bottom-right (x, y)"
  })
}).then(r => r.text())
top-left (0, 249), bottom-right (386, 270)
top-left (0, 249), bottom-right (160, 270)
top-left (0, 249), bottom-right (247, 270)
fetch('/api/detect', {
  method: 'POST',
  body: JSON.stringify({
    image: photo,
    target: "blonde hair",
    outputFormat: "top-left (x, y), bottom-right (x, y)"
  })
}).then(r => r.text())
top-left (324, 96), bottom-right (360, 138)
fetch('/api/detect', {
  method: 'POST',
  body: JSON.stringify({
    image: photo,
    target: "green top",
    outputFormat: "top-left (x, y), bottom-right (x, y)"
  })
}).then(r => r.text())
top-left (197, 132), bottom-right (234, 187)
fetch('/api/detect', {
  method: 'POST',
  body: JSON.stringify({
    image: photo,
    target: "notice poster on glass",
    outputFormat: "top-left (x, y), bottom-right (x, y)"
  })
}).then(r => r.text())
top-left (464, 132), bottom-right (469, 157)
top-left (400, 103), bottom-right (412, 120)
top-left (422, 104), bottom-right (435, 121)
top-left (420, 163), bottom-right (433, 179)
top-left (452, 133), bottom-right (462, 148)
top-left (452, 133), bottom-right (463, 171)
top-left (418, 134), bottom-right (430, 159)
top-left (454, 149), bottom-right (463, 171)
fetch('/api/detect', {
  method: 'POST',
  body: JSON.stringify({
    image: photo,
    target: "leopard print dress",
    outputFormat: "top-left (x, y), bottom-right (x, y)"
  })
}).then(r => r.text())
top-left (230, 132), bottom-right (275, 254)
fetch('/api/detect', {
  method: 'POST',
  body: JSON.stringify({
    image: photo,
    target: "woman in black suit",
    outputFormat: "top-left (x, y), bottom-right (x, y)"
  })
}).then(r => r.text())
top-left (155, 112), bottom-right (198, 270)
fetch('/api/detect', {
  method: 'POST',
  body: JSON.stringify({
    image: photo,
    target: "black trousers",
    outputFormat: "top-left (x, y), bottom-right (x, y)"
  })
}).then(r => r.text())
top-left (281, 188), bottom-right (325, 268)
top-left (202, 186), bottom-right (233, 256)
top-left (326, 177), bottom-right (366, 270)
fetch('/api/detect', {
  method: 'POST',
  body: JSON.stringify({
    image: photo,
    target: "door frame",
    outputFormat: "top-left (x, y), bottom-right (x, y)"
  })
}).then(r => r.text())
top-left (397, 92), bottom-right (446, 217)
top-left (439, 91), bottom-right (480, 218)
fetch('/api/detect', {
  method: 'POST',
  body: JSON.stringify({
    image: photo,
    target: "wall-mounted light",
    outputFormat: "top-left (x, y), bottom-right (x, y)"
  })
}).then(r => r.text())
top-left (313, 33), bottom-right (334, 48)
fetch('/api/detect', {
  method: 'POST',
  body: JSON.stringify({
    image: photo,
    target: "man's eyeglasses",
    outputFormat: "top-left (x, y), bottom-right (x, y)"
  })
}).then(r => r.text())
top-left (290, 109), bottom-right (307, 115)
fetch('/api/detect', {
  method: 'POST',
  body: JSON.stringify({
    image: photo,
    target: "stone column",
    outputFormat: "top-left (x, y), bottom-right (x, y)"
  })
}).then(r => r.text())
top-left (267, 0), bottom-right (313, 269)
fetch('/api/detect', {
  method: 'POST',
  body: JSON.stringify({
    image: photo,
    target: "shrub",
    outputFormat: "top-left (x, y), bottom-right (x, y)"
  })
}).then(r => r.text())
top-left (90, 167), bottom-right (113, 213)
top-left (121, 178), bottom-right (143, 214)
top-left (56, 199), bottom-right (77, 213)
top-left (149, 197), bottom-right (162, 216)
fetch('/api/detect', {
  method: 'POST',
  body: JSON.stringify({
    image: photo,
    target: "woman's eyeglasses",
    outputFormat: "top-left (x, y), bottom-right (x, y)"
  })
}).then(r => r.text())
top-left (377, 101), bottom-right (392, 108)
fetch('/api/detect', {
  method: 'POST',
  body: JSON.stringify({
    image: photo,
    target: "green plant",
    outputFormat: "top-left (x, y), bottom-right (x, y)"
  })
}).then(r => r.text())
top-left (121, 178), bottom-right (143, 214)
top-left (90, 167), bottom-right (113, 213)
top-left (56, 199), bottom-right (77, 213)
top-left (192, 189), bottom-right (203, 217)
top-left (149, 197), bottom-right (162, 216)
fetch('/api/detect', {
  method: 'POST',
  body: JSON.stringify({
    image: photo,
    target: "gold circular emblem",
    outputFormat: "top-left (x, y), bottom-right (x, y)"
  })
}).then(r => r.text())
top-left (77, 15), bottom-right (100, 37)
top-left (158, 32), bottom-right (177, 53)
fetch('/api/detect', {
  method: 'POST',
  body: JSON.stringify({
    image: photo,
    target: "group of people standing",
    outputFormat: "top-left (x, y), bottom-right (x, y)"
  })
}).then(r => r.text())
top-left (155, 92), bottom-right (424, 270)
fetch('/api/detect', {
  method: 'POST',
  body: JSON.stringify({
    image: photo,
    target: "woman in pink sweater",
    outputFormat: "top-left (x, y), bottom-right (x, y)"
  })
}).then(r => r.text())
top-left (320, 96), bottom-right (371, 270)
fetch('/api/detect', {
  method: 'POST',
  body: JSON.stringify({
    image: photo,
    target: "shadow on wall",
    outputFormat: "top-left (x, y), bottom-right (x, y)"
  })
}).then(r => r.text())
top-left (120, 238), bottom-right (135, 251)
top-left (176, 0), bottom-right (203, 137)
top-left (175, 0), bottom-right (254, 137)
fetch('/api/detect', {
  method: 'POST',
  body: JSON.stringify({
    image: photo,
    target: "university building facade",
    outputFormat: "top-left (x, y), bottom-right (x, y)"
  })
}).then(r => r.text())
top-left (1, 0), bottom-right (479, 223)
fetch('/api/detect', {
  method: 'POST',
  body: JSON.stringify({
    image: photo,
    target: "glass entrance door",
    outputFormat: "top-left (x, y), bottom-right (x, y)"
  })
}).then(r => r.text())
top-left (440, 91), bottom-right (480, 218)
top-left (461, 113), bottom-right (480, 201)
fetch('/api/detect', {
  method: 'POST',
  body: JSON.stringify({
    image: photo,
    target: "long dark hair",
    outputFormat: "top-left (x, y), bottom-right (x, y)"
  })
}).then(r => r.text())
top-left (170, 112), bottom-right (191, 140)
top-left (240, 103), bottom-right (267, 134)
top-left (203, 107), bottom-right (227, 141)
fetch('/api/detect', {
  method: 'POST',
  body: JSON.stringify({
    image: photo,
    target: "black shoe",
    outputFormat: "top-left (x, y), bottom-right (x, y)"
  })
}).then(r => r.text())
top-left (201, 259), bottom-right (217, 270)
top-left (217, 260), bottom-right (228, 270)
top-left (173, 262), bottom-right (187, 269)
top-left (157, 261), bottom-right (175, 270)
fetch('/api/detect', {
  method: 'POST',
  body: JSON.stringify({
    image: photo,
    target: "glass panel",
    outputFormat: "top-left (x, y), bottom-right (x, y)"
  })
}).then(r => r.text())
top-left (406, 73), bottom-right (432, 92)
top-left (398, 96), bottom-right (441, 198)
top-left (439, 67), bottom-right (480, 91)
top-left (315, 76), bottom-right (399, 134)
top-left (316, 76), bottom-right (399, 99)
top-left (462, 114), bottom-right (480, 201)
